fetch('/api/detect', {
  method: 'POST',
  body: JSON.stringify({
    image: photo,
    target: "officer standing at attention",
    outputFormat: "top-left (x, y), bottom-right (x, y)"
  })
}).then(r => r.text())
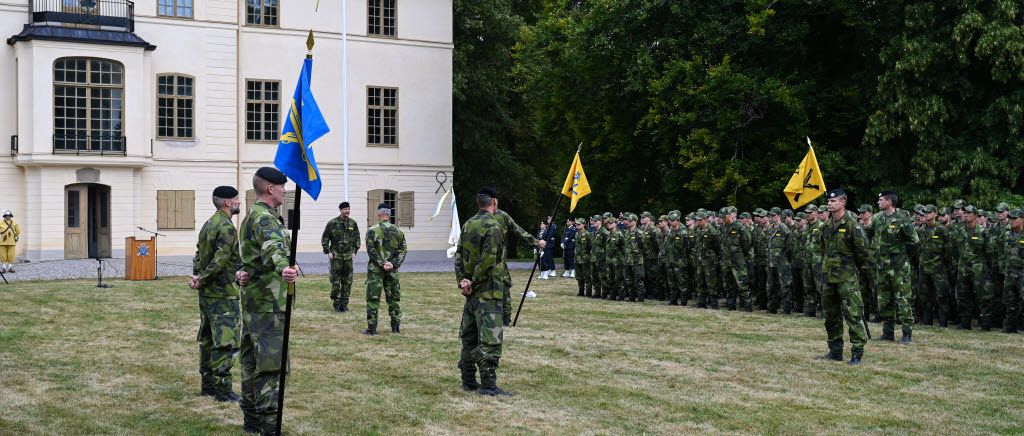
top-left (364, 203), bottom-right (408, 335)
top-left (321, 202), bottom-right (361, 312)
top-left (1, 210), bottom-right (19, 273)
top-left (190, 186), bottom-right (243, 403)
top-left (236, 167), bottom-right (297, 435)
top-left (455, 186), bottom-right (513, 396)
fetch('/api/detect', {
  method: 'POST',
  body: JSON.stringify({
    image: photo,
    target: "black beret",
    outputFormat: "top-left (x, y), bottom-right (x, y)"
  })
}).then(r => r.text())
top-left (826, 188), bottom-right (846, 199)
top-left (377, 203), bottom-right (391, 210)
top-left (339, 202), bottom-right (350, 209)
top-left (255, 167), bottom-right (287, 185)
top-left (212, 186), bottom-right (238, 198)
top-left (477, 186), bottom-right (499, 198)
top-left (879, 190), bottom-right (898, 197)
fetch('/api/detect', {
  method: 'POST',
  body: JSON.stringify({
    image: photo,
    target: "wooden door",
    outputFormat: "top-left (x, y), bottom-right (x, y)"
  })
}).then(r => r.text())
top-left (65, 184), bottom-right (88, 259)
top-left (96, 185), bottom-right (111, 258)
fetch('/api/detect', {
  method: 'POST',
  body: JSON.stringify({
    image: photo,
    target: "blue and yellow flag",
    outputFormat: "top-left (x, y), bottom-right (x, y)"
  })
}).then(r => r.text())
top-left (560, 151), bottom-right (591, 212)
top-left (274, 58), bottom-right (330, 200)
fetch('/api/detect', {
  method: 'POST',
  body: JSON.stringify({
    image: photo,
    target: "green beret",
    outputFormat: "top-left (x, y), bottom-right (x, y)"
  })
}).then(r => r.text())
top-left (658, 214), bottom-right (669, 222)
top-left (640, 211), bottom-right (653, 219)
top-left (952, 199), bottom-right (966, 209)
top-left (769, 207), bottom-right (782, 216)
top-left (996, 202), bottom-right (1012, 212)
top-left (858, 204), bottom-right (874, 213)
top-left (1009, 209), bottom-right (1024, 219)
top-left (795, 212), bottom-right (807, 220)
top-left (739, 212), bottom-right (751, 219)
top-left (668, 211), bottom-right (681, 221)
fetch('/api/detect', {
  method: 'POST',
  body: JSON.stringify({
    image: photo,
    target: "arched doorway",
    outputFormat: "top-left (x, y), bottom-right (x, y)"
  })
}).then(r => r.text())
top-left (64, 183), bottom-right (111, 259)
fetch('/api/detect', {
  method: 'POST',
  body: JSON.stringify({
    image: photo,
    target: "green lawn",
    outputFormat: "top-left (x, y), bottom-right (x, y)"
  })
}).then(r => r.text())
top-left (1, 273), bottom-right (1023, 435)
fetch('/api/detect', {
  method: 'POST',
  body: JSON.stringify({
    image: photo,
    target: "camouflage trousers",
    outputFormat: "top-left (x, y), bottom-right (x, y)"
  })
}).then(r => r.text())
top-left (957, 270), bottom-right (994, 328)
top-left (822, 278), bottom-right (867, 356)
top-left (666, 263), bottom-right (690, 305)
top-left (623, 263), bottom-right (646, 301)
top-left (606, 263), bottom-right (625, 300)
top-left (695, 262), bottom-right (720, 306)
top-left (329, 256), bottom-right (354, 308)
top-left (721, 263), bottom-right (749, 309)
top-left (458, 296), bottom-right (504, 389)
top-left (1003, 270), bottom-right (1024, 329)
top-left (240, 311), bottom-right (289, 432)
top-left (858, 268), bottom-right (878, 315)
top-left (753, 263), bottom-right (768, 309)
top-left (991, 273), bottom-right (1006, 328)
top-left (918, 272), bottom-right (952, 324)
top-left (791, 266), bottom-right (804, 313)
top-left (876, 264), bottom-right (914, 335)
top-left (801, 264), bottom-right (819, 314)
top-left (766, 264), bottom-right (793, 312)
top-left (590, 260), bottom-right (604, 298)
top-left (576, 262), bottom-right (591, 296)
top-left (644, 258), bottom-right (662, 299)
top-left (198, 297), bottom-right (240, 395)
top-left (366, 270), bottom-right (401, 328)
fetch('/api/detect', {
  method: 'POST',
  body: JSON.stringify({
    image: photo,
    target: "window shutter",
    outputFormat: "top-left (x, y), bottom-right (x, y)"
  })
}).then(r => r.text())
top-left (398, 191), bottom-right (415, 227)
top-left (182, 190), bottom-right (196, 229)
top-left (157, 190), bottom-right (170, 229)
top-left (367, 189), bottom-right (383, 228)
top-left (246, 189), bottom-right (256, 214)
top-left (282, 191), bottom-right (295, 229)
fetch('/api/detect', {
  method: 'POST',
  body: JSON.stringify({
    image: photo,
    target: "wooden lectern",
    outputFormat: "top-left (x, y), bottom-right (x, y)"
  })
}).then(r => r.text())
top-left (125, 237), bottom-right (157, 280)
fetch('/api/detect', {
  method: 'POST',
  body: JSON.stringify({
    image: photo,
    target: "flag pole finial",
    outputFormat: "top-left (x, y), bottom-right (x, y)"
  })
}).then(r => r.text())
top-left (577, 142), bottom-right (583, 153)
top-left (806, 136), bottom-right (813, 149)
top-left (306, 30), bottom-right (315, 57)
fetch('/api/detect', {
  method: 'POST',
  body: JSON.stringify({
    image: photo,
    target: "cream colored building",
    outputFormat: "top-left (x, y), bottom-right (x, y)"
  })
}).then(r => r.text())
top-left (1, 0), bottom-right (454, 261)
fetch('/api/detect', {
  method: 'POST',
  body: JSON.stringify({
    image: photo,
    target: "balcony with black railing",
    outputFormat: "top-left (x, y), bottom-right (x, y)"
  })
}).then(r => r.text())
top-left (53, 134), bottom-right (126, 156)
top-left (29, 0), bottom-right (134, 32)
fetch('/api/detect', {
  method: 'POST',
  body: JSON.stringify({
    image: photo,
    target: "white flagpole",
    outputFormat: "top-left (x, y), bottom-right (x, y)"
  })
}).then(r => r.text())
top-left (342, 0), bottom-right (350, 202)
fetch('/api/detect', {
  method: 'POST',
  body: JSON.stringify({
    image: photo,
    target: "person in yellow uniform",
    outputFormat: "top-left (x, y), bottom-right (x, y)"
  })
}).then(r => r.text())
top-left (1, 210), bottom-right (19, 273)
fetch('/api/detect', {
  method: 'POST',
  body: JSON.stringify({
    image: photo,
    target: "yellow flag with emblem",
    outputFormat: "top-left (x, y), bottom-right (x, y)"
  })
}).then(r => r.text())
top-left (783, 138), bottom-right (826, 209)
top-left (560, 150), bottom-right (591, 212)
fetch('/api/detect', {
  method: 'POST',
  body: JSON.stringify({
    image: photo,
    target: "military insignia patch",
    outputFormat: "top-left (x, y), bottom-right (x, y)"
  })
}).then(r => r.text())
top-left (839, 229), bottom-right (847, 233)
top-left (260, 218), bottom-right (270, 226)
top-left (228, 228), bottom-right (236, 236)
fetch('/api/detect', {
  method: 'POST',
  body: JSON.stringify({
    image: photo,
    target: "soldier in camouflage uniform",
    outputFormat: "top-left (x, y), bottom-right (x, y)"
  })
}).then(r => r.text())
top-left (857, 204), bottom-right (880, 321)
top-left (190, 186), bottom-right (243, 403)
top-left (1000, 209), bottom-right (1024, 334)
top-left (321, 201), bottom-right (361, 312)
top-left (592, 214), bottom-right (610, 299)
top-left (363, 203), bottom-right (408, 335)
top-left (454, 186), bottom-right (512, 396)
top-left (791, 212), bottom-right (808, 314)
top-left (640, 212), bottom-right (663, 300)
top-left (692, 212), bottom-right (721, 309)
top-left (237, 167), bottom-right (298, 435)
top-left (955, 206), bottom-right (996, 330)
top-left (719, 206), bottom-right (751, 311)
top-left (766, 208), bottom-right (794, 314)
top-left (870, 191), bottom-right (920, 343)
top-left (991, 203), bottom-right (1012, 329)
top-left (623, 213), bottom-right (647, 302)
top-left (802, 205), bottom-right (825, 318)
top-left (656, 215), bottom-right (671, 300)
top-left (918, 204), bottom-right (953, 327)
top-left (492, 209), bottom-right (544, 325)
top-left (815, 189), bottom-right (870, 365)
top-left (665, 211), bottom-right (690, 305)
top-left (605, 215), bottom-right (627, 301)
top-left (752, 209), bottom-right (770, 310)
top-left (573, 218), bottom-right (591, 297)
top-left (948, 199), bottom-right (967, 327)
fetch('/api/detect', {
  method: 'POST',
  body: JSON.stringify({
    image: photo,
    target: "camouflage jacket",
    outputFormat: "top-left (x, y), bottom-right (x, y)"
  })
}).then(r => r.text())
top-left (719, 221), bottom-right (749, 268)
top-left (766, 223), bottom-right (791, 268)
top-left (955, 225), bottom-right (993, 275)
top-left (991, 223), bottom-right (1012, 272)
top-left (818, 211), bottom-right (869, 284)
top-left (1002, 228), bottom-right (1024, 273)
top-left (918, 223), bottom-right (952, 275)
top-left (870, 210), bottom-right (919, 270)
top-left (192, 210), bottom-right (241, 298)
top-left (694, 225), bottom-right (720, 267)
top-left (640, 224), bottom-right (661, 261)
top-left (493, 209), bottom-right (538, 266)
top-left (606, 228), bottom-right (626, 264)
top-left (752, 226), bottom-right (769, 266)
top-left (789, 226), bottom-right (807, 267)
top-left (657, 228), bottom-right (671, 260)
top-left (366, 219), bottom-right (407, 274)
top-left (805, 221), bottom-right (825, 268)
top-left (574, 228), bottom-right (591, 264)
top-left (592, 227), bottom-right (609, 265)
top-left (665, 227), bottom-right (686, 266)
top-left (321, 216), bottom-right (361, 257)
top-left (454, 210), bottom-right (506, 299)
top-left (239, 201), bottom-right (291, 313)
top-left (624, 227), bottom-right (645, 265)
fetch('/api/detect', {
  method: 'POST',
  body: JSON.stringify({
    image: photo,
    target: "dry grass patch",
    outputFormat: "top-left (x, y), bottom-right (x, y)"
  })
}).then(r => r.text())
top-left (1, 272), bottom-right (1023, 435)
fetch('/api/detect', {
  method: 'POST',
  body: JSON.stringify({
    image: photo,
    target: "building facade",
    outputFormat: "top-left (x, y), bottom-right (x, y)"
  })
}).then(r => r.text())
top-left (1, 0), bottom-right (454, 261)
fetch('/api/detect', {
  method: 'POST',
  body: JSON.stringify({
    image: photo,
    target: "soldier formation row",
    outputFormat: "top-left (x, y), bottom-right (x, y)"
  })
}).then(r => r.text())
top-left (560, 193), bottom-right (1023, 352)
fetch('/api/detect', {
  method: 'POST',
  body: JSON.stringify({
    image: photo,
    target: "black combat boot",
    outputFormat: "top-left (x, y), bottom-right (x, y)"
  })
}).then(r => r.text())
top-left (847, 348), bottom-right (864, 366)
top-left (799, 309), bottom-right (816, 318)
top-left (816, 341), bottom-right (843, 361)
top-left (898, 331), bottom-right (912, 344)
top-left (744, 303), bottom-right (753, 313)
top-left (391, 322), bottom-right (400, 334)
top-left (340, 304), bottom-right (350, 312)
top-left (1001, 318), bottom-right (1018, 334)
top-left (696, 296), bottom-right (707, 309)
top-left (362, 324), bottom-right (377, 335)
top-left (957, 316), bottom-right (971, 330)
top-left (709, 299), bottom-right (719, 310)
top-left (875, 322), bottom-right (896, 341)
top-left (334, 305), bottom-right (342, 313)
top-left (215, 391), bottom-right (241, 402)
top-left (458, 360), bottom-right (479, 392)
top-left (477, 365), bottom-right (513, 397)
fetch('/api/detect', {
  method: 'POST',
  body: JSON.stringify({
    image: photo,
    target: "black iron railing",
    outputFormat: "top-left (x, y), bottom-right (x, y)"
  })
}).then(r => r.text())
top-left (10, 135), bottom-right (17, 156)
top-left (53, 134), bottom-right (126, 155)
top-left (29, 0), bottom-right (135, 32)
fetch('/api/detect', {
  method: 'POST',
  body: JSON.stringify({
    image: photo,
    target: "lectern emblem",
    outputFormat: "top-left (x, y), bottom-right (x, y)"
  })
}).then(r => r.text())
top-left (137, 243), bottom-right (150, 257)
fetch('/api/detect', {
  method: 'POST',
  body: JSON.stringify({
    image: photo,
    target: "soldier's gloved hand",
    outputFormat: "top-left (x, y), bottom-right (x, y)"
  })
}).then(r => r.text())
top-left (236, 271), bottom-right (250, 286)
top-left (282, 266), bottom-right (298, 283)
top-left (561, 243), bottom-right (565, 249)
top-left (327, 253), bottom-right (334, 260)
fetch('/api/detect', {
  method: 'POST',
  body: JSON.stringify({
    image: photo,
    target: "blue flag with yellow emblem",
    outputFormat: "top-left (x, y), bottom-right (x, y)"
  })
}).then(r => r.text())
top-left (274, 58), bottom-right (330, 200)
